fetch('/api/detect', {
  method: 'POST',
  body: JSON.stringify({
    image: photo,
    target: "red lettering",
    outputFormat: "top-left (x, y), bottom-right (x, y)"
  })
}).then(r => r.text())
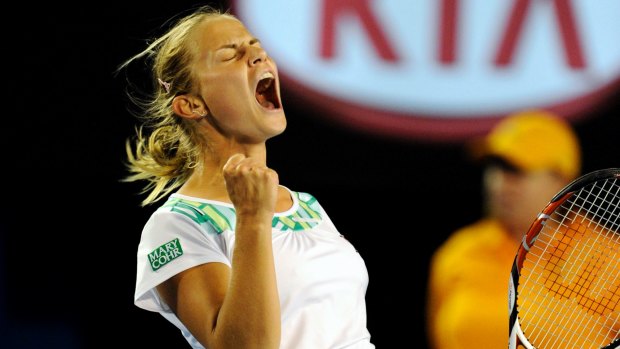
top-left (554, 0), bottom-right (585, 68)
top-left (494, 0), bottom-right (586, 69)
top-left (320, 0), bottom-right (399, 62)
top-left (439, 0), bottom-right (459, 65)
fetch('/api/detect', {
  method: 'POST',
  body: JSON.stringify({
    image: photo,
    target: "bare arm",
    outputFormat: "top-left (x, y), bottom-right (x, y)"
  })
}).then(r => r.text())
top-left (157, 153), bottom-right (281, 349)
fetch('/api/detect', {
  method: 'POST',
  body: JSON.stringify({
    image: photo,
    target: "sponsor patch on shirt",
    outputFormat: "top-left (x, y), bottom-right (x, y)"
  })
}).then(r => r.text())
top-left (148, 238), bottom-right (184, 271)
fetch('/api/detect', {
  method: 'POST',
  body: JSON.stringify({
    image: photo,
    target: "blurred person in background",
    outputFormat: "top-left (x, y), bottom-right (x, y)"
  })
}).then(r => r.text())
top-left (426, 109), bottom-right (582, 349)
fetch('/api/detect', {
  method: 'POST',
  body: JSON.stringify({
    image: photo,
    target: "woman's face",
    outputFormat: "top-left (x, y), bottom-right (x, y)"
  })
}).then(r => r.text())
top-left (192, 16), bottom-right (286, 143)
top-left (484, 163), bottom-right (568, 240)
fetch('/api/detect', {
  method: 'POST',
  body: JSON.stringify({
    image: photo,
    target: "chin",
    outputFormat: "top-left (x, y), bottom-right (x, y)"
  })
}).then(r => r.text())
top-left (272, 122), bottom-right (287, 138)
top-left (269, 110), bottom-right (287, 129)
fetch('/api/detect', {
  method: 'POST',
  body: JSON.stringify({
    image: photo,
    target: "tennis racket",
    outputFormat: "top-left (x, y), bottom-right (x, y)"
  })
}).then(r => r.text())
top-left (508, 168), bottom-right (620, 349)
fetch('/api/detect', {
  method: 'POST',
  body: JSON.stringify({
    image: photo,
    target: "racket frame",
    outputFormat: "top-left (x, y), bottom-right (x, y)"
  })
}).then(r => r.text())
top-left (508, 168), bottom-right (620, 349)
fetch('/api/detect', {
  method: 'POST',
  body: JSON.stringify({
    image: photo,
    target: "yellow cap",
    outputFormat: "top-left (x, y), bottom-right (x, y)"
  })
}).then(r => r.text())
top-left (471, 109), bottom-right (581, 179)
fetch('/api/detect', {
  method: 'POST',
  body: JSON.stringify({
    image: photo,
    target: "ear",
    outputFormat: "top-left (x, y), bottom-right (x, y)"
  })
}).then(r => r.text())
top-left (172, 94), bottom-right (208, 120)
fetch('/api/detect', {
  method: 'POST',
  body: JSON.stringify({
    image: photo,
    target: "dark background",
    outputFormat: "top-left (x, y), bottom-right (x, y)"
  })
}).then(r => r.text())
top-left (1, 1), bottom-right (618, 348)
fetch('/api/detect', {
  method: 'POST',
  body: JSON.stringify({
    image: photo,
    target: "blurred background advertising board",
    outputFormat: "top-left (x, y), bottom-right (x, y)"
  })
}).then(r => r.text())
top-left (231, 0), bottom-right (620, 141)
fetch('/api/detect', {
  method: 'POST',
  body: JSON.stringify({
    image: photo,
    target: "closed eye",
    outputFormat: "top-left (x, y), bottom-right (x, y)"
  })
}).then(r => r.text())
top-left (215, 42), bottom-right (238, 61)
top-left (218, 48), bottom-right (238, 61)
top-left (216, 38), bottom-right (263, 61)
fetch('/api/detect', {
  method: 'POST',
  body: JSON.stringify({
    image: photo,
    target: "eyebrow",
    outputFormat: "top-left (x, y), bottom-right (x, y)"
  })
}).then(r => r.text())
top-left (217, 38), bottom-right (261, 50)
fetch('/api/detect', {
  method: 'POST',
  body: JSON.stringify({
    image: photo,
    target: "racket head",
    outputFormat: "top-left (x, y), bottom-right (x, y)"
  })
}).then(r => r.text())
top-left (508, 168), bottom-right (620, 349)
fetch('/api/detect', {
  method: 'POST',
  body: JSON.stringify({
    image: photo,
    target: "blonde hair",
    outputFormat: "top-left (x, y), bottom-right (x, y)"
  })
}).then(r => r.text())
top-left (117, 5), bottom-right (238, 206)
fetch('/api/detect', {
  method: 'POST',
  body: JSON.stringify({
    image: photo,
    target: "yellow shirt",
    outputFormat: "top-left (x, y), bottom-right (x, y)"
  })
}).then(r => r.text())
top-left (427, 218), bottom-right (519, 349)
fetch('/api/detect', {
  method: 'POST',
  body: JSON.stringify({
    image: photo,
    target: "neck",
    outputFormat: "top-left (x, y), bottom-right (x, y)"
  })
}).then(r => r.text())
top-left (178, 143), bottom-right (269, 201)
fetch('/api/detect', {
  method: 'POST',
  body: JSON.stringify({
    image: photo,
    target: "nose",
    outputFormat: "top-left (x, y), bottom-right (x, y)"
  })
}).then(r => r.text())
top-left (248, 46), bottom-right (267, 66)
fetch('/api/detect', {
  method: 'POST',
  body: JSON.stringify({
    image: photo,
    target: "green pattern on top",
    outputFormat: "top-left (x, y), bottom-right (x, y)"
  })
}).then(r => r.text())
top-left (163, 191), bottom-right (323, 234)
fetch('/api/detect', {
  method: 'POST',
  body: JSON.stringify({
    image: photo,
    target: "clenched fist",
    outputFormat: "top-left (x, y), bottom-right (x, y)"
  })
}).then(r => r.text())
top-left (223, 153), bottom-right (279, 221)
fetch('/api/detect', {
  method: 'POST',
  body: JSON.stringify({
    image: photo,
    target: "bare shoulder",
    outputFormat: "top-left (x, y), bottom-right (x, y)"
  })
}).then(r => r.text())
top-left (276, 186), bottom-right (294, 213)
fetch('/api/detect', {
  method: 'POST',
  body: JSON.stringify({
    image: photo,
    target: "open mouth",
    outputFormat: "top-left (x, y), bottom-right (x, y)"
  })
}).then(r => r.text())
top-left (255, 72), bottom-right (281, 110)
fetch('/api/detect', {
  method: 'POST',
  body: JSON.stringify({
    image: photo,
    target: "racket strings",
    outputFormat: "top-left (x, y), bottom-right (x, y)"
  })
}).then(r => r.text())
top-left (561, 179), bottom-right (620, 346)
top-left (537, 179), bottom-right (620, 348)
top-left (556, 179), bottom-right (620, 310)
top-left (517, 176), bottom-right (620, 348)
